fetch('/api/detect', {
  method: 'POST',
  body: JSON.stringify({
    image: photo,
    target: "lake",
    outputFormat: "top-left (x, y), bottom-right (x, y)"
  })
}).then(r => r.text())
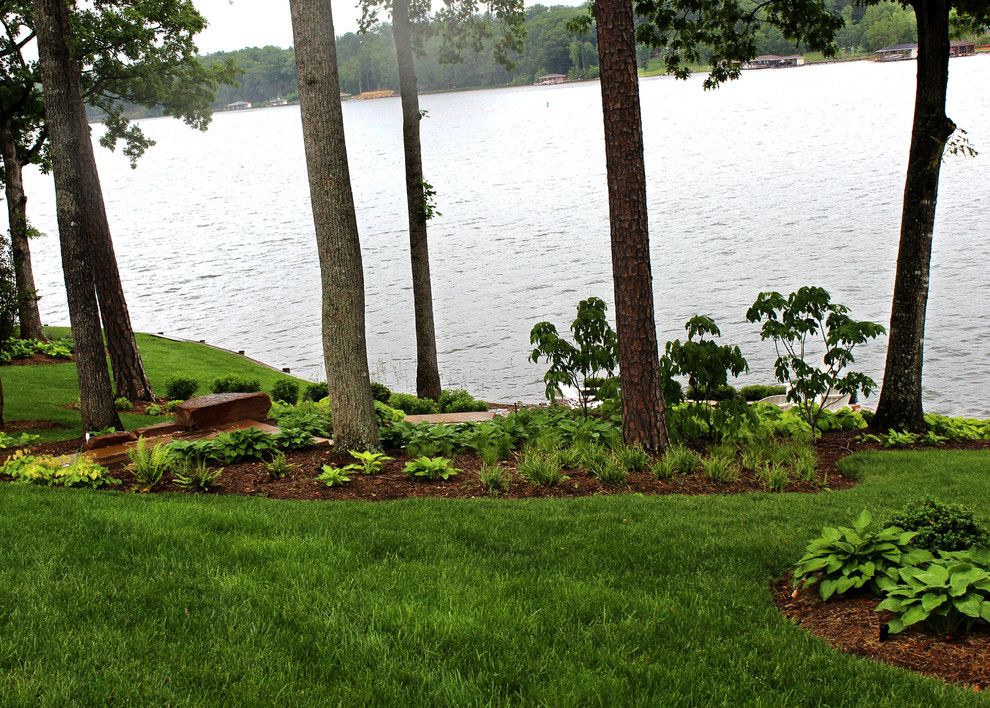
top-left (22, 57), bottom-right (990, 416)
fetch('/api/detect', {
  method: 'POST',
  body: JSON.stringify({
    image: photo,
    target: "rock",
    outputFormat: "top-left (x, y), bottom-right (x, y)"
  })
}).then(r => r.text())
top-left (84, 430), bottom-right (137, 451)
top-left (174, 393), bottom-right (272, 430)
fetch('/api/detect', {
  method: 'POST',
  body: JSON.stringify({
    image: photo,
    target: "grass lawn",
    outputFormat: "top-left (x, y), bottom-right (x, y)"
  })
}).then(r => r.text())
top-left (1, 450), bottom-right (988, 705)
top-left (3, 327), bottom-right (310, 441)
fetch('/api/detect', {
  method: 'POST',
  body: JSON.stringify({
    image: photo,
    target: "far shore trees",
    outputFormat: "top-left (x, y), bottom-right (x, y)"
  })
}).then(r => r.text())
top-left (289, 0), bottom-right (380, 449)
top-left (873, 0), bottom-right (989, 432)
top-left (33, 0), bottom-right (120, 430)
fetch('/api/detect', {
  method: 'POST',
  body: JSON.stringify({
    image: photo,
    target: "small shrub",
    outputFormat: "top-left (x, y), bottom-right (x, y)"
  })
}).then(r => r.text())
top-left (348, 449), bottom-right (392, 475)
top-left (0, 432), bottom-right (41, 449)
top-left (460, 423), bottom-right (513, 464)
top-left (388, 393), bottom-right (439, 415)
top-left (210, 375), bottom-right (262, 394)
top-left (702, 454), bottom-right (738, 482)
top-left (403, 456), bottom-right (459, 481)
top-left (211, 428), bottom-right (277, 463)
top-left (165, 399), bottom-right (183, 412)
top-left (271, 379), bottom-right (300, 404)
top-left (273, 427), bottom-right (315, 450)
top-left (792, 447), bottom-right (818, 482)
top-left (317, 465), bottom-right (352, 487)
top-left (439, 388), bottom-right (488, 413)
top-left (615, 444), bottom-right (650, 472)
top-left (517, 448), bottom-right (566, 486)
top-left (174, 461), bottom-right (223, 492)
top-left (304, 382), bottom-right (329, 402)
top-left (404, 424), bottom-right (459, 457)
top-left (559, 440), bottom-right (594, 470)
top-left (739, 384), bottom-right (787, 402)
top-left (3, 451), bottom-right (118, 489)
top-left (887, 498), bottom-right (990, 552)
top-left (127, 437), bottom-right (174, 490)
top-left (792, 510), bottom-right (931, 600)
top-left (274, 402), bottom-right (332, 438)
top-left (165, 376), bottom-right (199, 401)
top-left (266, 452), bottom-right (296, 479)
top-left (478, 462), bottom-right (509, 496)
top-left (145, 404), bottom-right (164, 417)
top-left (370, 382), bottom-right (392, 403)
top-left (114, 397), bottom-right (133, 411)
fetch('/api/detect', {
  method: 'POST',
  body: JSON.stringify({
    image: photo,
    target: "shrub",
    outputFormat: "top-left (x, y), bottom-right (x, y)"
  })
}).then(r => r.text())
top-left (404, 424), bottom-right (459, 457)
top-left (114, 397), bottom-right (133, 411)
top-left (211, 428), bottom-right (277, 463)
top-left (165, 376), bottom-right (199, 401)
top-left (270, 379), bottom-right (299, 404)
top-left (266, 452), bottom-right (296, 479)
top-left (459, 423), bottom-right (513, 464)
top-left (792, 510), bottom-right (931, 600)
top-left (304, 382), bottom-right (329, 402)
top-left (3, 451), bottom-right (119, 489)
top-left (127, 437), bottom-right (174, 490)
top-left (878, 549), bottom-right (990, 635)
top-left (388, 393), bottom-right (439, 415)
top-left (517, 448), bottom-right (566, 486)
top-left (347, 450), bottom-right (392, 475)
top-left (739, 384), bottom-right (787, 402)
top-left (665, 445), bottom-right (702, 476)
top-left (887, 498), bottom-right (990, 552)
top-left (370, 382), bottom-right (392, 403)
top-left (403, 456), bottom-right (459, 481)
top-left (165, 399), bottom-right (183, 412)
top-left (174, 461), bottom-right (222, 492)
top-left (439, 388), bottom-right (488, 413)
top-left (145, 404), bottom-right (164, 417)
top-left (274, 402), bottom-right (331, 438)
top-left (210, 375), bottom-right (262, 394)
top-left (317, 465), bottom-right (352, 487)
top-left (166, 439), bottom-right (223, 465)
top-left (273, 427), bottom-right (315, 450)
top-left (478, 463), bottom-right (509, 496)
top-left (0, 431), bottom-right (41, 449)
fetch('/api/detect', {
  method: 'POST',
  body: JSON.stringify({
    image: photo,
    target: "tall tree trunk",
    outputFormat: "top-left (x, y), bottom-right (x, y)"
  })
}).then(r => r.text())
top-left (391, 0), bottom-right (442, 401)
top-left (594, 0), bottom-right (669, 453)
top-left (0, 122), bottom-right (46, 341)
top-left (289, 0), bottom-right (379, 450)
top-left (874, 0), bottom-right (954, 433)
top-left (33, 0), bottom-right (120, 431)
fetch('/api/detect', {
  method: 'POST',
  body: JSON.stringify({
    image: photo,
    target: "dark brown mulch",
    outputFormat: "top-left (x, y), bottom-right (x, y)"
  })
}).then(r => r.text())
top-left (774, 577), bottom-right (990, 690)
top-left (3, 354), bottom-right (74, 367)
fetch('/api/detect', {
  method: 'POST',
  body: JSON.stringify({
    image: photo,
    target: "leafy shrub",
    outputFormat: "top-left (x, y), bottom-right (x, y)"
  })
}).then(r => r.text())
top-left (859, 429), bottom-right (947, 448)
top-left (317, 465), bottom-right (352, 487)
top-left (878, 549), bottom-right (990, 635)
top-left (478, 463), bottom-right (509, 496)
top-left (517, 448), bottom-right (566, 486)
top-left (369, 381), bottom-right (392, 402)
top-left (165, 399), bottom-right (183, 412)
top-left (166, 439), bottom-right (223, 464)
top-left (165, 376), bottom-right (199, 401)
top-left (0, 431), bottom-right (41, 449)
top-left (924, 413), bottom-right (990, 442)
top-left (174, 461), bottom-right (222, 491)
top-left (273, 427), bottom-right (315, 450)
top-left (374, 400), bottom-right (405, 425)
top-left (459, 423), bottom-right (513, 464)
top-left (3, 451), bottom-right (118, 489)
top-left (211, 428), bottom-right (276, 463)
top-left (304, 382), bottom-right (329, 402)
top-left (439, 388), bottom-right (488, 413)
top-left (210, 375), bottom-right (262, 394)
top-left (615, 444), bottom-right (650, 472)
top-left (127, 437), bottom-right (174, 490)
top-left (145, 404), bottom-right (164, 417)
top-left (35, 339), bottom-right (73, 358)
top-left (403, 424), bottom-right (459, 457)
top-left (887, 499), bottom-right (989, 552)
top-left (792, 510), bottom-right (931, 600)
top-left (403, 456), bottom-right (459, 481)
top-left (529, 296), bottom-right (618, 414)
top-left (347, 450), bottom-right (392, 475)
top-left (274, 402), bottom-right (332, 438)
top-left (702, 454), bottom-right (738, 482)
top-left (388, 393), bottom-right (439, 415)
top-left (114, 397), bottom-right (133, 411)
top-left (739, 384), bottom-right (787, 402)
top-left (266, 452), bottom-right (296, 479)
top-left (316, 465), bottom-right (357, 487)
top-left (555, 415), bottom-right (622, 448)
top-left (270, 379), bottom-right (299, 404)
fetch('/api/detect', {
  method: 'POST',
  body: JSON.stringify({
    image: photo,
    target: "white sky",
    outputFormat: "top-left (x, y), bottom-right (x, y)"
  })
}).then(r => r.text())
top-left (192, 0), bottom-right (584, 54)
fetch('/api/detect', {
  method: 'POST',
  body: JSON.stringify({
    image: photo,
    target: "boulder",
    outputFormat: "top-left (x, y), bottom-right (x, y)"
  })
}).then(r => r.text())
top-left (174, 392), bottom-right (272, 430)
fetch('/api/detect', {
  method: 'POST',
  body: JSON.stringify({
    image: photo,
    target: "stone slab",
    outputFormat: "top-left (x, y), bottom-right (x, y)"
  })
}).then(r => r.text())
top-left (84, 430), bottom-right (137, 451)
top-left (403, 411), bottom-right (496, 425)
top-left (174, 392), bottom-right (272, 430)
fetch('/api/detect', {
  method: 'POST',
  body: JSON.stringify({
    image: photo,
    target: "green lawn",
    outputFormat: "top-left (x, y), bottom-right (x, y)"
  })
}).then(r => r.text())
top-left (3, 327), bottom-right (310, 441)
top-left (1, 450), bottom-right (988, 705)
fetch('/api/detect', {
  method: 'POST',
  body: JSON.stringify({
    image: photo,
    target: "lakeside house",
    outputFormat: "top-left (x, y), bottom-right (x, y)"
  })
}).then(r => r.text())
top-left (741, 55), bottom-right (805, 70)
top-left (951, 40), bottom-right (976, 57)
top-left (875, 43), bottom-right (918, 61)
top-left (226, 100), bottom-right (252, 111)
top-left (535, 73), bottom-right (567, 86)
top-left (265, 97), bottom-right (289, 107)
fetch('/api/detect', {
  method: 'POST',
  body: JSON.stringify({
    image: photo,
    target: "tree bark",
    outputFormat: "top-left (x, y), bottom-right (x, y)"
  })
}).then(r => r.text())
top-left (594, 0), bottom-right (669, 453)
top-left (289, 0), bottom-right (379, 450)
top-left (874, 0), bottom-right (954, 433)
top-left (391, 0), bottom-right (443, 401)
top-left (0, 122), bottom-right (46, 341)
top-left (33, 0), bottom-right (120, 431)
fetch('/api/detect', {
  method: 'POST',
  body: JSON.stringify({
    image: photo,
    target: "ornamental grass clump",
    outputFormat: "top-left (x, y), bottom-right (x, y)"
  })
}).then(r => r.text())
top-left (517, 448), bottom-right (566, 486)
top-left (702, 454), bottom-right (738, 482)
top-left (478, 463), bottom-right (509, 496)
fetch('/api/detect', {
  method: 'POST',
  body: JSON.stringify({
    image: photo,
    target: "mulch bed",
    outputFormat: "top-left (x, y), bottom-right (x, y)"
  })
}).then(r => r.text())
top-left (774, 578), bottom-right (990, 690)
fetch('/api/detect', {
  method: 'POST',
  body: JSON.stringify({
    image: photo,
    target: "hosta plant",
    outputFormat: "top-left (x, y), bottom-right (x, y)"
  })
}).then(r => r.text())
top-left (877, 548), bottom-right (990, 635)
top-left (3, 451), bottom-right (119, 489)
top-left (348, 450), bottom-right (393, 475)
top-left (793, 510), bottom-right (932, 600)
top-left (403, 456), bottom-right (459, 482)
top-left (212, 428), bottom-right (277, 463)
top-left (317, 465), bottom-right (352, 487)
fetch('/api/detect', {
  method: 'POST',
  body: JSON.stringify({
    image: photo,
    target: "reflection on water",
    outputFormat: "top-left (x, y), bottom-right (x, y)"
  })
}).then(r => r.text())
top-left (23, 57), bottom-right (990, 416)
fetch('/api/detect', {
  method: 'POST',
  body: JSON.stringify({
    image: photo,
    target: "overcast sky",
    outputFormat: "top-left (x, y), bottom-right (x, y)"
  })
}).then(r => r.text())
top-left (191, 0), bottom-right (583, 54)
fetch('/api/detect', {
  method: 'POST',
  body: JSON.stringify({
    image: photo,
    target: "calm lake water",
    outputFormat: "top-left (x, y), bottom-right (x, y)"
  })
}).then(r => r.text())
top-left (22, 57), bottom-right (990, 416)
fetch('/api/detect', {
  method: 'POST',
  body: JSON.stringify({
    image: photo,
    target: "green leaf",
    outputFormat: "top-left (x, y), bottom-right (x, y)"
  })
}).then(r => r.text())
top-left (900, 604), bottom-right (930, 628)
top-left (954, 594), bottom-right (983, 618)
top-left (920, 592), bottom-right (947, 613)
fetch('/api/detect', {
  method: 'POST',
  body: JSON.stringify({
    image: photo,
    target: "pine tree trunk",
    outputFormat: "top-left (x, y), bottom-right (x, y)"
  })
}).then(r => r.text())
top-left (289, 0), bottom-right (379, 450)
top-left (594, 0), bottom-right (669, 453)
top-left (0, 122), bottom-right (47, 341)
top-left (391, 0), bottom-right (442, 401)
top-left (874, 0), bottom-right (954, 433)
top-left (33, 0), bottom-right (120, 431)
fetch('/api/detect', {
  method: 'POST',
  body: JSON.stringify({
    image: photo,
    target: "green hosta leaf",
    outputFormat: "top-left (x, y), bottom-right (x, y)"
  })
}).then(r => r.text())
top-left (950, 567), bottom-right (987, 596)
top-left (900, 604), bottom-right (930, 628)
top-left (820, 578), bottom-right (838, 601)
top-left (885, 617), bottom-right (906, 635)
top-left (853, 509), bottom-right (872, 532)
top-left (835, 576), bottom-right (856, 594)
top-left (954, 594), bottom-right (984, 618)
top-left (876, 597), bottom-right (905, 613)
top-left (921, 592), bottom-right (947, 613)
